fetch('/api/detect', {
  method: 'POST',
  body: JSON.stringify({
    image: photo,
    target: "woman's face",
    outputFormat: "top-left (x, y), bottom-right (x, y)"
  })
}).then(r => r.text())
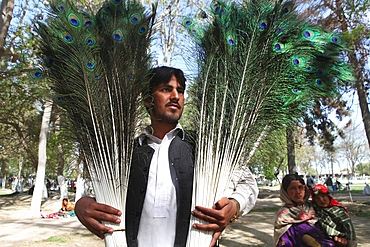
top-left (287, 180), bottom-right (306, 205)
top-left (314, 193), bottom-right (331, 207)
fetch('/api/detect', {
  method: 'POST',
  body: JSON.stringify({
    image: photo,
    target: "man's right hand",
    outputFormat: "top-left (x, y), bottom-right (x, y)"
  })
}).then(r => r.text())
top-left (75, 196), bottom-right (122, 239)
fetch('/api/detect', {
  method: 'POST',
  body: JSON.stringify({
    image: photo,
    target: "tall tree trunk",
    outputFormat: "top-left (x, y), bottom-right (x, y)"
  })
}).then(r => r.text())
top-left (286, 128), bottom-right (296, 174)
top-left (334, 0), bottom-right (370, 148)
top-left (1, 158), bottom-right (7, 189)
top-left (17, 156), bottom-right (23, 192)
top-left (30, 99), bottom-right (53, 217)
top-left (0, 0), bottom-right (17, 61)
top-left (54, 111), bottom-right (65, 176)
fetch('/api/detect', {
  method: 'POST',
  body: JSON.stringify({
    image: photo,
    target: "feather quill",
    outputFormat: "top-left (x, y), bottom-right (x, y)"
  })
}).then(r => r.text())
top-left (182, 0), bottom-right (354, 245)
top-left (36, 0), bottom-right (156, 246)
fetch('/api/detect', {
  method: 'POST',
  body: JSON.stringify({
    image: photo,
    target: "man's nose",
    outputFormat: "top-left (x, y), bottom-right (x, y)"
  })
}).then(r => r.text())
top-left (170, 89), bottom-right (179, 99)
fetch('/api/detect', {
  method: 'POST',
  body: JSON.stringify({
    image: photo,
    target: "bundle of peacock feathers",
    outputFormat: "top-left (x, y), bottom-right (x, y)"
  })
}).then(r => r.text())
top-left (36, 0), bottom-right (156, 246)
top-left (182, 0), bottom-right (354, 245)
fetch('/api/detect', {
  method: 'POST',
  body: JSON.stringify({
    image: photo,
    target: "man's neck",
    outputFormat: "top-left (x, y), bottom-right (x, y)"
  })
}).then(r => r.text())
top-left (150, 121), bottom-right (178, 140)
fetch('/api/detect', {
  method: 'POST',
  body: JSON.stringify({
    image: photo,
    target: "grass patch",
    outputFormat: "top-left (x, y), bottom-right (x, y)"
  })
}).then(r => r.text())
top-left (45, 236), bottom-right (67, 243)
top-left (354, 212), bottom-right (370, 217)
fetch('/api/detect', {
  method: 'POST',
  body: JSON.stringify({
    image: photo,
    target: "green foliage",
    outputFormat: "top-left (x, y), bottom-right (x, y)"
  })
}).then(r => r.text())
top-left (356, 162), bottom-right (370, 175)
top-left (249, 128), bottom-right (287, 180)
top-left (342, 25), bottom-right (368, 46)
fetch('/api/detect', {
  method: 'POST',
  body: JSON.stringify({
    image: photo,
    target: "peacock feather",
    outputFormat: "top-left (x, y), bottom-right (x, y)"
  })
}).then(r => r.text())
top-left (36, 0), bottom-right (157, 246)
top-left (182, 0), bottom-right (354, 245)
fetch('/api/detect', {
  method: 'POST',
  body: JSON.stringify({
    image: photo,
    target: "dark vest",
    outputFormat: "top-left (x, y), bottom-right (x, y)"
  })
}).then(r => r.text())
top-left (125, 132), bottom-right (195, 247)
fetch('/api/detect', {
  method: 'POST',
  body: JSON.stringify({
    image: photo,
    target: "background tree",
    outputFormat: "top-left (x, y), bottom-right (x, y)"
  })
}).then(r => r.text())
top-left (298, 0), bottom-right (370, 149)
top-left (249, 128), bottom-right (287, 181)
top-left (0, 0), bottom-right (18, 62)
top-left (338, 124), bottom-right (370, 176)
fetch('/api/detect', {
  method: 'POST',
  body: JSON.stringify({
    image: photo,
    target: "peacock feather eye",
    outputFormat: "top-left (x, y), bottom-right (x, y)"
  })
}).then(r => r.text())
top-left (182, 18), bottom-right (193, 27)
top-left (200, 11), bottom-right (208, 19)
top-left (227, 35), bottom-right (235, 46)
top-left (68, 13), bottom-right (81, 28)
top-left (56, 5), bottom-right (65, 12)
top-left (259, 20), bottom-right (268, 30)
top-left (29, 69), bottom-right (43, 79)
top-left (330, 35), bottom-right (341, 44)
top-left (273, 43), bottom-right (285, 52)
top-left (131, 13), bottom-right (142, 23)
top-left (138, 24), bottom-right (148, 35)
top-left (61, 32), bottom-right (73, 43)
top-left (85, 37), bottom-right (95, 46)
top-left (292, 88), bottom-right (301, 94)
top-left (112, 29), bottom-right (123, 41)
top-left (281, 1), bottom-right (294, 16)
top-left (303, 30), bottom-right (313, 39)
top-left (221, 8), bottom-right (227, 15)
top-left (212, 3), bottom-right (221, 14)
top-left (86, 61), bottom-right (95, 70)
top-left (302, 29), bottom-right (320, 40)
top-left (83, 18), bottom-right (93, 28)
top-left (291, 56), bottom-right (308, 67)
top-left (315, 79), bottom-right (322, 86)
top-left (113, 0), bottom-right (122, 5)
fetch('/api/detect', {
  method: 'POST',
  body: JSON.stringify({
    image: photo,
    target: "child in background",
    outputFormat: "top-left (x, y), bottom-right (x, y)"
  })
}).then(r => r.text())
top-left (310, 184), bottom-right (357, 247)
top-left (59, 198), bottom-right (76, 217)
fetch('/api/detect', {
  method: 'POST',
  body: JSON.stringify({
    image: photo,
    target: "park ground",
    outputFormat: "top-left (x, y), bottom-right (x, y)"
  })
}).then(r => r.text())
top-left (0, 186), bottom-right (369, 247)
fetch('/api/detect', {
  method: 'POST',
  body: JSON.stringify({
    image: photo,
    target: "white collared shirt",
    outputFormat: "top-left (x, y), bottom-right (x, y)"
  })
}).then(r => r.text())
top-left (137, 125), bottom-right (182, 247)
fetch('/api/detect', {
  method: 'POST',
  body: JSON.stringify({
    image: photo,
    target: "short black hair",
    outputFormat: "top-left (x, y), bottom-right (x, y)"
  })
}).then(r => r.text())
top-left (143, 66), bottom-right (186, 99)
top-left (282, 173), bottom-right (305, 191)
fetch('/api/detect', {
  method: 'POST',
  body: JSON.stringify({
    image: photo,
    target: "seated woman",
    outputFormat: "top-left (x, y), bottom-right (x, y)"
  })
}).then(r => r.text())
top-left (311, 184), bottom-right (357, 247)
top-left (274, 174), bottom-right (335, 247)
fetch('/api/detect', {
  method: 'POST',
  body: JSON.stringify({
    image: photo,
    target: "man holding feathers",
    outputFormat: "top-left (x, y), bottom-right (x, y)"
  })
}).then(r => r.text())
top-left (75, 66), bottom-right (259, 247)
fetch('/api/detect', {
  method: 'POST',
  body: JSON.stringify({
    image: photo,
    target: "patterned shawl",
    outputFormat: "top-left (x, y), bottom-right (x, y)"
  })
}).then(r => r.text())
top-left (273, 183), bottom-right (318, 246)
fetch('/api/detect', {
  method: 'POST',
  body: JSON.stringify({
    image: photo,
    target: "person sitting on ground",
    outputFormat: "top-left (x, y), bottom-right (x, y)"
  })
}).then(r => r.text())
top-left (363, 182), bottom-right (370, 196)
top-left (310, 184), bottom-right (357, 247)
top-left (274, 174), bottom-right (335, 247)
top-left (59, 198), bottom-right (76, 217)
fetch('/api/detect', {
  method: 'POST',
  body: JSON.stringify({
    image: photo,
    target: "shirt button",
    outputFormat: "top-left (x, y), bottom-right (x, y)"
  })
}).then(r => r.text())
top-left (140, 188), bottom-right (145, 194)
top-left (135, 212), bottom-right (140, 217)
top-left (143, 167), bottom-right (148, 171)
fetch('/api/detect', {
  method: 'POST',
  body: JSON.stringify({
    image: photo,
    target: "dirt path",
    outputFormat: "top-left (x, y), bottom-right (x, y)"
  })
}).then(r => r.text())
top-left (1, 188), bottom-right (369, 247)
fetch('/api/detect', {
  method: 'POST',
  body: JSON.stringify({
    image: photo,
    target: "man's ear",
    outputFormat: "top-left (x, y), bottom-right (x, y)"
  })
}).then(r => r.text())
top-left (143, 97), bottom-right (152, 113)
top-left (143, 97), bottom-right (150, 108)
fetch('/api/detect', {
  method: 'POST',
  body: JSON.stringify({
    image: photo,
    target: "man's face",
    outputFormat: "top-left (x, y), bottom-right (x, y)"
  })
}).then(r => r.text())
top-left (148, 75), bottom-right (185, 124)
top-left (287, 180), bottom-right (306, 205)
top-left (314, 193), bottom-right (331, 208)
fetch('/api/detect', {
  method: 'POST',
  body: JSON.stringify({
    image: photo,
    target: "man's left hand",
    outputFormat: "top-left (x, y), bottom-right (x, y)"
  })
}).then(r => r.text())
top-left (191, 197), bottom-right (238, 247)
